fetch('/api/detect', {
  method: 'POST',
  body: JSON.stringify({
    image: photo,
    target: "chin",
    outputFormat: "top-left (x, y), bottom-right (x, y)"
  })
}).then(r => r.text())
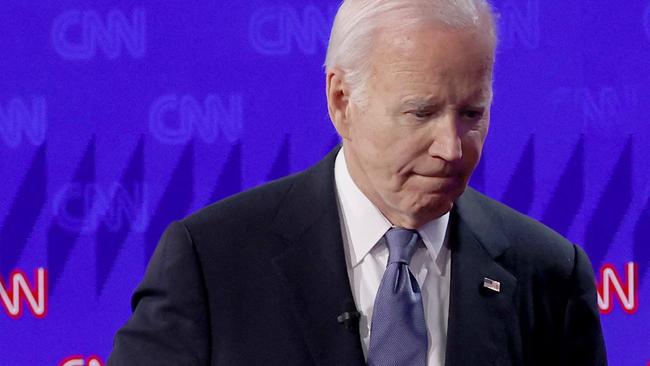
top-left (400, 194), bottom-right (455, 223)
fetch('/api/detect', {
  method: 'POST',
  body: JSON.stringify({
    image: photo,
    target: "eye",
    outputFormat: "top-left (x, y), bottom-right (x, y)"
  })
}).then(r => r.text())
top-left (460, 108), bottom-right (485, 121)
top-left (411, 110), bottom-right (433, 119)
top-left (406, 108), bottom-right (437, 121)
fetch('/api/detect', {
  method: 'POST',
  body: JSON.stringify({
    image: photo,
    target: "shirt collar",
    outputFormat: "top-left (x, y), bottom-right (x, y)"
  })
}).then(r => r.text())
top-left (334, 148), bottom-right (450, 268)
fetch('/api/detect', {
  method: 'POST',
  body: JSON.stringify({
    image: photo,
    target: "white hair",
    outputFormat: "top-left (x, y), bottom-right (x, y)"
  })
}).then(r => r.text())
top-left (324, 0), bottom-right (497, 105)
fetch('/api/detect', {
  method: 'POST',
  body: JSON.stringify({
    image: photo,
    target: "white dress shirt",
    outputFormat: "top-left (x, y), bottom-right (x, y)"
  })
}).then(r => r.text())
top-left (334, 148), bottom-right (451, 366)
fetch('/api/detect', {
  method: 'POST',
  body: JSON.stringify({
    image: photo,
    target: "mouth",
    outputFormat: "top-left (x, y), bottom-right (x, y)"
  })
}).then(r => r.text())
top-left (413, 171), bottom-right (455, 178)
top-left (412, 165), bottom-right (456, 178)
top-left (409, 174), bottom-right (460, 193)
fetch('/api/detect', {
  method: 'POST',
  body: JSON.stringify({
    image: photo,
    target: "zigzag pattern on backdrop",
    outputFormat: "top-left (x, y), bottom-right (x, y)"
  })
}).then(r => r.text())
top-left (0, 134), bottom-right (647, 302)
top-left (501, 135), bottom-right (535, 215)
top-left (47, 137), bottom-right (95, 295)
top-left (143, 143), bottom-right (195, 266)
top-left (209, 142), bottom-right (242, 204)
top-left (0, 144), bottom-right (47, 279)
top-left (1, 1), bottom-right (648, 364)
top-left (95, 137), bottom-right (145, 296)
top-left (584, 139), bottom-right (633, 268)
top-left (541, 136), bottom-right (584, 237)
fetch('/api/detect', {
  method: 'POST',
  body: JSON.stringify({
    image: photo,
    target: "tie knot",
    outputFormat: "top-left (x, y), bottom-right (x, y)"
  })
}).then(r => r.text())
top-left (384, 228), bottom-right (420, 265)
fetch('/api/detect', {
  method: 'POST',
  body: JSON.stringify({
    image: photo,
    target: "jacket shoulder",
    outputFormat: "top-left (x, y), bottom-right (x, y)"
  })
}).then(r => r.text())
top-left (459, 188), bottom-right (580, 281)
top-left (179, 171), bottom-right (302, 241)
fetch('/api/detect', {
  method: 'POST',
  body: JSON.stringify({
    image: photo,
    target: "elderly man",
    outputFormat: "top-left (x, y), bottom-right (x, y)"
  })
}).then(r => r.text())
top-left (108, 0), bottom-right (606, 365)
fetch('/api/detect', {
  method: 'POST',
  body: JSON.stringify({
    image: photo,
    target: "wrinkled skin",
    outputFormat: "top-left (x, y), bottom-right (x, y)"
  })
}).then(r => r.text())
top-left (327, 24), bottom-right (495, 229)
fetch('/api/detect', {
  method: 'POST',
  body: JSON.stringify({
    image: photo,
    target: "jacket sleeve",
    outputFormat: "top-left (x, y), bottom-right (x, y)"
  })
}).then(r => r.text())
top-left (561, 244), bottom-right (607, 366)
top-left (107, 221), bottom-right (211, 366)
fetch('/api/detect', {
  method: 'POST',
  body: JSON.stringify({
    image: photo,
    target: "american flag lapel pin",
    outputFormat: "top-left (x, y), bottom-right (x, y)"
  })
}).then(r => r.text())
top-left (483, 277), bottom-right (501, 292)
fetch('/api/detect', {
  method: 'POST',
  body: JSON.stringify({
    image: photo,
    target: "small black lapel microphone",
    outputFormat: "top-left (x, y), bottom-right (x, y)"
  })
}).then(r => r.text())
top-left (337, 300), bottom-right (361, 333)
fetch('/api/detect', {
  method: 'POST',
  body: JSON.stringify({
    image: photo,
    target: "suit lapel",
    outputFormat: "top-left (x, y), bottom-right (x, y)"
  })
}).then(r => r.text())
top-left (270, 147), bottom-right (365, 366)
top-left (267, 147), bottom-right (520, 365)
top-left (445, 189), bottom-right (520, 366)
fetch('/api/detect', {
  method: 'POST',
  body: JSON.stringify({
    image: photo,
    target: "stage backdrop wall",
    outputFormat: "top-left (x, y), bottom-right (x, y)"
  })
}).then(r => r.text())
top-left (1, 1), bottom-right (649, 365)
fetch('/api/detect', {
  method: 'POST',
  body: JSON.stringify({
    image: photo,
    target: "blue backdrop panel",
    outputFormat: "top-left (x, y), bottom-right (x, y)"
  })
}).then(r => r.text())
top-left (0, 1), bottom-right (648, 365)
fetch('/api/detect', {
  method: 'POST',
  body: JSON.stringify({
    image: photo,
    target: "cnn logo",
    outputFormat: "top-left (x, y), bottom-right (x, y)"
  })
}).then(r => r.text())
top-left (59, 356), bottom-right (104, 366)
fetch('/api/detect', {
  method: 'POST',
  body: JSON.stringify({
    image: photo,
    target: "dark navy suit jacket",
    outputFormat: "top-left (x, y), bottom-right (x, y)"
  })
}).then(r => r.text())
top-left (108, 147), bottom-right (607, 365)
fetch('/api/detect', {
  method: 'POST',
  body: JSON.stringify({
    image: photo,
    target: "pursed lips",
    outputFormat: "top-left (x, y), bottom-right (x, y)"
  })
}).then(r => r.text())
top-left (411, 162), bottom-right (457, 178)
top-left (412, 170), bottom-right (455, 178)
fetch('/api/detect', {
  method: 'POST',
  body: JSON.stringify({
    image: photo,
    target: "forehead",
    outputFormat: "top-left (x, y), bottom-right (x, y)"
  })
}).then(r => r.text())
top-left (368, 25), bottom-right (494, 100)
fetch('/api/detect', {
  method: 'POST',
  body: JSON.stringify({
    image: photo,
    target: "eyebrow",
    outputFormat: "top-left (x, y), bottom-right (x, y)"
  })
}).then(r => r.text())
top-left (400, 98), bottom-right (441, 110)
top-left (400, 91), bottom-right (491, 109)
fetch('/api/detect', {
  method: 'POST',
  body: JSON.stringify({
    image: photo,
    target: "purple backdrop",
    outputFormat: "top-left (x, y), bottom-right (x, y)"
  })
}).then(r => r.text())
top-left (1, 1), bottom-right (649, 364)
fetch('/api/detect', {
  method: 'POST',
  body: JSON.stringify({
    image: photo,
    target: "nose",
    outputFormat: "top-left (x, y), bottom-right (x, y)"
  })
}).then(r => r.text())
top-left (428, 113), bottom-right (463, 162)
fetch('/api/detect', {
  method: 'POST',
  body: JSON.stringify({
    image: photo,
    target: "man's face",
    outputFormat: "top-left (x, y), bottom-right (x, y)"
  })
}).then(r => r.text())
top-left (341, 25), bottom-right (494, 228)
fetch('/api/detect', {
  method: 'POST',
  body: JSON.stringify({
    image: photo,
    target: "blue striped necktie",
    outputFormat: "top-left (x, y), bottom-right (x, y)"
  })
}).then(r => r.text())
top-left (367, 228), bottom-right (428, 366)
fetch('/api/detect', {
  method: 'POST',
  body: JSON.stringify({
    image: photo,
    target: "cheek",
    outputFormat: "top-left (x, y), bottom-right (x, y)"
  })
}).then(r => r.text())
top-left (460, 133), bottom-right (486, 173)
top-left (357, 142), bottom-right (414, 195)
top-left (349, 109), bottom-right (436, 192)
top-left (352, 119), bottom-right (405, 174)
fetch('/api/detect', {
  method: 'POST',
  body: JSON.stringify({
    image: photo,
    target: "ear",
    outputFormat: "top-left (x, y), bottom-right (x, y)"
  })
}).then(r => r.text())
top-left (325, 68), bottom-right (352, 139)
